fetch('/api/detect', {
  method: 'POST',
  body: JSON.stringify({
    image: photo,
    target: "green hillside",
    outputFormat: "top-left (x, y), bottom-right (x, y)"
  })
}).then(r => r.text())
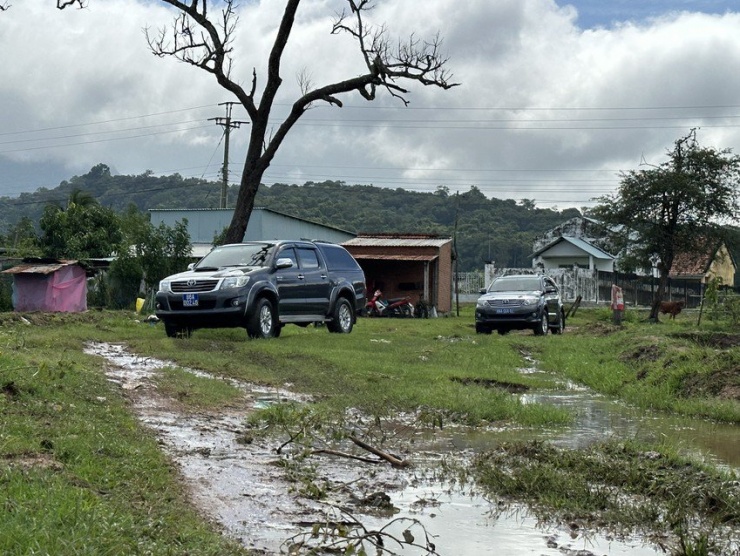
top-left (0, 163), bottom-right (584, 271)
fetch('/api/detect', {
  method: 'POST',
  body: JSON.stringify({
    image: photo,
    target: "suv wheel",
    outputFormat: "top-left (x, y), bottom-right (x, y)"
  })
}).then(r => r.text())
top-left (327, 298), bottom-right (353, 334)
top-left (475, 323), bottom-right (492, 334)
top-left (551, 310), bottom-right (565, 335)
top-left (247, 298), bottom-right (276, 339)
top-left (533, 311), bottom-right (549, 336)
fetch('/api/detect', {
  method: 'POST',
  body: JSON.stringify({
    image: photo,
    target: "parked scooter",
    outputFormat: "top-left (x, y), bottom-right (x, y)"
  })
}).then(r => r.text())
top-left (365, 290), bottom-right (414, 318)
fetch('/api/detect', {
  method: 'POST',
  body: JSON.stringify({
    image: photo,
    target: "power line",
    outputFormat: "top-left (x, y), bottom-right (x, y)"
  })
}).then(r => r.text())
top-left (0, 124), bottom-right (214, 154)
top-left (0, 105), bottom-right (216, 137)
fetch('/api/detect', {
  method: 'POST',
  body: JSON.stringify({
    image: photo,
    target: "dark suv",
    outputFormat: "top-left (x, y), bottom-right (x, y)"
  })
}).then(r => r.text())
top-left (155, 240), bottom-right (366, 339)
top-left (475, 274), bottom-right (565, 335)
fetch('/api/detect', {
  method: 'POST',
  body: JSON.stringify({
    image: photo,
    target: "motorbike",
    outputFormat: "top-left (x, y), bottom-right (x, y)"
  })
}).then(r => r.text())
top-left (365, 290), bottom-right (414, 318)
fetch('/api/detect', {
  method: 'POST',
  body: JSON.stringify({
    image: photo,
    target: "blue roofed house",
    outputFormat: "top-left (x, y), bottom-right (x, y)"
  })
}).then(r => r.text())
top-left (149, 207), bottom-right (357, 258)
top-left (531, 216), bottom-right (616, 272)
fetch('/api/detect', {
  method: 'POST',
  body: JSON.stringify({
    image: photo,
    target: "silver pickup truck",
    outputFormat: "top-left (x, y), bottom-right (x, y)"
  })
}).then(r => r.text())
top-left (155, 240), bottom-right (366, 339)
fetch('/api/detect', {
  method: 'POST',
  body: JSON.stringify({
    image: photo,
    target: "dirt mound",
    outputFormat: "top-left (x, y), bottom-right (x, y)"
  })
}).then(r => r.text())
top-left (620, 343), bottom-right (663, 364)
top-left (0, 310), bottom-right (110, 327)
top-left (673, 332), bottom-right (740, 349)
top-left (680, 368), bottom-right (740, 401)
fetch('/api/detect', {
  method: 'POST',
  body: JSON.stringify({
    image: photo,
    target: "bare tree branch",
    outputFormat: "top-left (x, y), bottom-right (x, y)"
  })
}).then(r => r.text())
top-left (57, 0), bottom-right (85, 8)
top-left (55, 0), bottom-right (458, 243)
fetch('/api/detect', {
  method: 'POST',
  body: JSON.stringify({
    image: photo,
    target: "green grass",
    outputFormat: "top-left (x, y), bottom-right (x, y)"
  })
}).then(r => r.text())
top-left (1, 306), bottom-right (738, 555)
top-left (466, 438), bottom-right (739, 555)
top-left (528, 307), bottom-right (740, 422)
top-left (0, 316), bottom-right (249, 556)
top-left (154, 366), bottom-right (245, 409)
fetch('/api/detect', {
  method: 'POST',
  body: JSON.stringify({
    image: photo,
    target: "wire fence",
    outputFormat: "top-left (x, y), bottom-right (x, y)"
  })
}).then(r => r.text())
top-left (454, 268), bottom-right (736, 308)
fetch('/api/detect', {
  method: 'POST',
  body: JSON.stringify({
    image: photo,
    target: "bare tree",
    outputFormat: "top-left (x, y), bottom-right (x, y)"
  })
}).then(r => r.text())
top-left (142, 0), bottom-right (457, 243)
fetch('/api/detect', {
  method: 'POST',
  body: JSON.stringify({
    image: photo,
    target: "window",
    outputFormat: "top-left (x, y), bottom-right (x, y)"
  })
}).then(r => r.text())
top-left (318, 244), bottom-right (360, 271)
top-left (296, 247), bottom-right (320, 269)
top-left (277, 247), bottom-right (297, 267)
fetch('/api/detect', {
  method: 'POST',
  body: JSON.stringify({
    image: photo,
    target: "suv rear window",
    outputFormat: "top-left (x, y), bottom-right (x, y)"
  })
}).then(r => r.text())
top-left (318, 244), bottom-right (360, 271)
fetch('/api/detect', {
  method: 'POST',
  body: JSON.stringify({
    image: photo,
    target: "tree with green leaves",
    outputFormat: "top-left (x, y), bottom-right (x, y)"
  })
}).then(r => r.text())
top-left (591, 131), bottom-right (740, 321)
top-left (39, 188), bottom-right (124, 259)
top-left (120, 205), bottom-right (192, 290)
top-left (1, 217), bottom-right (41, 258)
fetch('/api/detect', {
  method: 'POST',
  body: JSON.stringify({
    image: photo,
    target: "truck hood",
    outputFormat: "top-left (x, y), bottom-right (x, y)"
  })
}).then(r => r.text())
top-left (167, 266), bottom-right (264, 281)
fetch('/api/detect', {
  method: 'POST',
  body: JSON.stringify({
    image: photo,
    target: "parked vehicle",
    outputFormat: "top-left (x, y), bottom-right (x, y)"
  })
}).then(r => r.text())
top-left (155, 240), bottom-right (366, 339)
top-left (365, 290), bottom-right (414, 317)
top-left (475, 274), bottom-right (565, 335)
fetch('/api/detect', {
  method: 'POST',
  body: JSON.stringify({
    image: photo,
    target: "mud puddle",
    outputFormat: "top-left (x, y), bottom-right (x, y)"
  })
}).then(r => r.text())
top-left (86, 342), bottom-right (669, 555)
top-left (515, 352), bottom-right (740, 469)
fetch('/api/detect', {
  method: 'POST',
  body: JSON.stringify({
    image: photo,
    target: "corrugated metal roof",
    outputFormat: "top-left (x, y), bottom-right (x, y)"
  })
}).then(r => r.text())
top-left (149, 207), bottom-right (357, 238)
top-left (351, 253), bottom-right (439, 261)
top-left (343, 236), bottom-right (451, 248)
top-left (2, 259), bottom-right (80, 275)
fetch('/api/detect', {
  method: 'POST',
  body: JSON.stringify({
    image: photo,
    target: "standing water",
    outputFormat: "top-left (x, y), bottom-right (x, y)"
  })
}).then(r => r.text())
top-left (85, 342), bottom-right (738, 555)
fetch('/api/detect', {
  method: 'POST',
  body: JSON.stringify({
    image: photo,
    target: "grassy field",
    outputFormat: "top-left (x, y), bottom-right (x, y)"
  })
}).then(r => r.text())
top-left (0, 305), bottom-right (738, 555)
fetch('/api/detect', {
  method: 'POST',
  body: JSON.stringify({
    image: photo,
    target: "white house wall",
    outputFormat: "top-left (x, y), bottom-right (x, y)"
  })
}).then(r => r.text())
top-left (534, 242), bottom-right (604, 271)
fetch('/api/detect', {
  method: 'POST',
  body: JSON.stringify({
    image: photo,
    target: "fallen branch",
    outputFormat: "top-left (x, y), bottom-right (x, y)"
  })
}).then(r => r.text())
top-left (312, 448), bottom-right (383, 465)
top-left (348, 434), bottom-right (410, 468)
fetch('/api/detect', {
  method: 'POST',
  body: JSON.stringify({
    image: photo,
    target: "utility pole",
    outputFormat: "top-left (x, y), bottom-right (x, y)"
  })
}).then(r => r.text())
top-left (209, 102), bottom-right (248, 209)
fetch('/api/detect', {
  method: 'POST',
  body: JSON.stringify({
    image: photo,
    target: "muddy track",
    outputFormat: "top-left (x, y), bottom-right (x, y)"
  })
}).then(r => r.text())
top-left (85, 342), bottom-right (412, 554)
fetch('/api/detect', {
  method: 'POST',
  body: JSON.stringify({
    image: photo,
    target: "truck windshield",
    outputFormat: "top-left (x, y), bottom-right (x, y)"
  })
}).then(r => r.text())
top-left (195, 244), bottom-right (274, 269)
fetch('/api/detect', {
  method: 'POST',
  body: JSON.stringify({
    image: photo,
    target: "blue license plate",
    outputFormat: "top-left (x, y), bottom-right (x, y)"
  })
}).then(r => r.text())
top-left (495, 308), bottom-right (514, 314)
top-left (183, 293), bottom-right (199, 307)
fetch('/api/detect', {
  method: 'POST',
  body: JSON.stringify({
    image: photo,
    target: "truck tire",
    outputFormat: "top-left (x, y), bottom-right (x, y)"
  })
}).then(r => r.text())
top-left (246, 297), bottom-right (277, 339)
top-left (327, 298), bottom-right (353, 334)
top-left (164, 321), bottom-right (191, 338)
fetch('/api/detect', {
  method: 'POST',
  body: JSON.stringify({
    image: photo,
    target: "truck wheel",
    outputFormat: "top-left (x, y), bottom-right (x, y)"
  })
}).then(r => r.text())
top-left (164, 321), bottom-right (191, 338)
top-left (247, 298), bottom-right (277, 339)
top-left (327, 298), bottom-right (353, 334)
top-left (533, 311), bottom-right (549, 336)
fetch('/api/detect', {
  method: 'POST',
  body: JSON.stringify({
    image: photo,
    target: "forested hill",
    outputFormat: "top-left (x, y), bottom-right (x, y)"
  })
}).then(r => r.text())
top-left (0, 163), bottom-right (583, 271)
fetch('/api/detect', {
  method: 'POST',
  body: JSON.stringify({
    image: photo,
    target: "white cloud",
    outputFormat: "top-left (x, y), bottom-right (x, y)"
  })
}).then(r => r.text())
top-left (0, 0), bottom-right (738, 209)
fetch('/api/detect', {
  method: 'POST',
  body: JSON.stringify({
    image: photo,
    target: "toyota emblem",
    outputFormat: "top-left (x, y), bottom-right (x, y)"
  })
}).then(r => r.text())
top-left (187, 279), bottom-right (197, 287)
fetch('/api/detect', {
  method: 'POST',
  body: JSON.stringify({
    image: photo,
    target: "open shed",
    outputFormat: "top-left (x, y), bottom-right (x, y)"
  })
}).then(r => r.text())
top-left (342, 234), bottom-right (453, 314)
top-left (2, 259), bottom-right (88, 312)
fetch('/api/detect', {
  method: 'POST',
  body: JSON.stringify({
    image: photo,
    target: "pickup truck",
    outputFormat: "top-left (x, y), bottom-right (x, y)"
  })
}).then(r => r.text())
top-left (155, 240), bottom-right (366, 339)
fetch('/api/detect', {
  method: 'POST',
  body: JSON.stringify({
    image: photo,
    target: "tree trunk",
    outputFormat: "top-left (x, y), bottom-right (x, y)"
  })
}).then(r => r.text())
top-left (224, 166), bottom-right (263, 244)
top-left (649, 269), bottom-right (670, 321)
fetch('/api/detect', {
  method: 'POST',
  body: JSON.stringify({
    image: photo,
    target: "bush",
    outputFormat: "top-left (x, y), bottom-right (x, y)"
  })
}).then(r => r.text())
top-left (0, 274), bottom-right (13, 312)
top-left (107, 255), bottom-right (143, 309)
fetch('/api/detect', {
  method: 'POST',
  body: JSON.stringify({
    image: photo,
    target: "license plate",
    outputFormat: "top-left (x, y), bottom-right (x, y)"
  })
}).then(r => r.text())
top-left (495, 308), bottom-right (514, 314)
top-left (183, 293), bottom-right (199, 307)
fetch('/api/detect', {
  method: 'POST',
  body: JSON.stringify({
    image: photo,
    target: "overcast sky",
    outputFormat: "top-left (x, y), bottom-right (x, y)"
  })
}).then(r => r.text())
top-left (1, 0), bottom-right (739, 210)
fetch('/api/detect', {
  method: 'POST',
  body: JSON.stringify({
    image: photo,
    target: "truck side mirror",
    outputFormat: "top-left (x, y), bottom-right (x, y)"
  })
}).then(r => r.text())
top-left (275, 258), bottom-right (294, 269)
